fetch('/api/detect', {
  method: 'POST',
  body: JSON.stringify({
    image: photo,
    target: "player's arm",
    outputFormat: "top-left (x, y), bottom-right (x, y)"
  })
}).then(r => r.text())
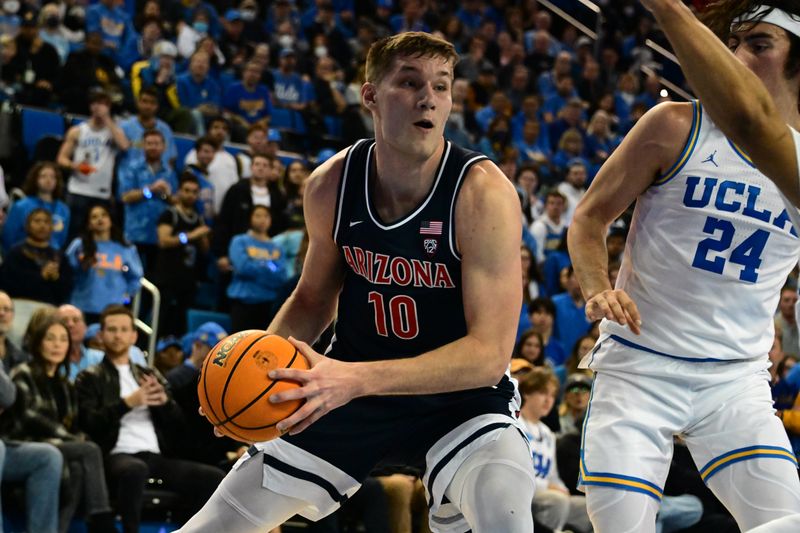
top-left (642, 0), bottom-right (800, 206)
top-left (270, 162), bottom-right (524, 435)
top-left (56, 127), bottom-right (79, 171)
top-left (266, 155), bottom-right (346, 342)
top-left (567, 101), bottom-right (693, 332)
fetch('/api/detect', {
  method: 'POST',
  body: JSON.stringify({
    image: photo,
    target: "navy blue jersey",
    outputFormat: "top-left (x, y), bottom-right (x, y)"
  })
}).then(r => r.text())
top-left (326, 138), bottom-right (515, 409)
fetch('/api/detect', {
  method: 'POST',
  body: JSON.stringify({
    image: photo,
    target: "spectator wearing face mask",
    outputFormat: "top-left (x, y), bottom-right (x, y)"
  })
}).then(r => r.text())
top-left (37, 3), bottom-right (82, 65)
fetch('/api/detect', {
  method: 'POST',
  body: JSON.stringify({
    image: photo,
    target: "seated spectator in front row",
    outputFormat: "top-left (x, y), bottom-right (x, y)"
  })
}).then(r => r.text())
top-left (8, 315), bottom-right (116, 533)
top-left (1, 162), bottom-right (70, 253)
top-left (57, 304), bottom-right (104, 382)
top-left (558, 373), bottom-right (592, 437)
top-left (0, 209), bottom-right (72, 305)
top-left (518, 368), bottom-right (591, 533)
top-left (166, 322), bottom-right (246, 468)
top-left (76, 305), bottom-right (225, 533)
top-left (0, 292), bottom-right (31, 372)
top-left (65, 205), bottom-right (143, 324)
top-left (0, 346), bottom-right (62, 533)
top-left (227, 205), bottom-right (290, 331)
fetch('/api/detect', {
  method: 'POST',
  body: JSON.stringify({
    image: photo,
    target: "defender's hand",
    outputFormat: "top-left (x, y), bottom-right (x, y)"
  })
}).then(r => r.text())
top-left (268, 337), bottom-right (362, 436)
top-left (585, 289), bottom-right (642, 335)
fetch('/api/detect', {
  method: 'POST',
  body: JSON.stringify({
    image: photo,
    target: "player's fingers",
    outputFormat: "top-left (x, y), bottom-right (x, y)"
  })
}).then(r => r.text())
top-left (276, 400), bottom-right (320, 433)
top-left (617, 293), bottom-right (642, 332)
top-left (198, 406), bottom-right (206, 417)
top-left (287, 407), bottom-right (326, 436)
top-left (213, 427), bottom-right (225, 438)
top-left (587, 298), bottom-right (613, 322)
top-left (606, 299), bottom-right (628, 326)
top-left (269, 384), bottom-right (313, 404)
top-left (287, 336), bottom-right (323, 366)
top-left (269, 368), bottom-right (312, 383)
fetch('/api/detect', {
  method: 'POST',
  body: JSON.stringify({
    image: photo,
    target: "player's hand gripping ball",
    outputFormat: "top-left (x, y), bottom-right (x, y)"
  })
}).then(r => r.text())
top-left (198, 331), bottom-right (309, 443)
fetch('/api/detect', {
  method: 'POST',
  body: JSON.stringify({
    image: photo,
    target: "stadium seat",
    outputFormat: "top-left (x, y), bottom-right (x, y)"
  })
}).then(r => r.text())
top-left (174, 135), bottom-right (195, 172)
top-left (270, 107), bottom-right (295, 130)
top-left (186, 308), bottom-right (232, 334)
top-left (21, 108), bottom-right (64, 158)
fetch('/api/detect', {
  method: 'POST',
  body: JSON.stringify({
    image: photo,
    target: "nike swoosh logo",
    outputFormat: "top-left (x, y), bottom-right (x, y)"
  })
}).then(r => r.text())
top-left (349, 220), bottom-right (363, 227)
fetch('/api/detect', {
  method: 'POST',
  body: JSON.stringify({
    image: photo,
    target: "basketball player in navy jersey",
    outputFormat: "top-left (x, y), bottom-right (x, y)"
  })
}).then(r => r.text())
top-left (179, 32), bottom-right (536, 533)
top-left (568, 1), bottom-right (800, 532)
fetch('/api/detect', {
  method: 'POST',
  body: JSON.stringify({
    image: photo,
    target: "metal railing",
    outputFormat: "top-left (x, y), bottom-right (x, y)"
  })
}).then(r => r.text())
top-left (132, 277), bottom-right (161, 365)
top-left (538, 0), bottom-right (694, 101)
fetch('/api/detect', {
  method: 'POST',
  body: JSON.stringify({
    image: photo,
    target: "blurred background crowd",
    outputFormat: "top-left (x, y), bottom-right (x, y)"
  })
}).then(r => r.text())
top-left (0, 0), bottom-right (798, 531)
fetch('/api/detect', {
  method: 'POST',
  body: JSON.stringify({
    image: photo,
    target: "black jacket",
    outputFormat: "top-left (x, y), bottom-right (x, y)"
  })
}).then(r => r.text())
top-left (212, 178), bottom-right (286, 257)
top-left (75, 356), bottom-right (186, 456)
top-left (4, 363), bottom-right (80, 444)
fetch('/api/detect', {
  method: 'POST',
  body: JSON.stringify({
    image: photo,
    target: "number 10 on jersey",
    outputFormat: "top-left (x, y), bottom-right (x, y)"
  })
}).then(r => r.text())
top-left (368, 291), bottom-right (419, 340)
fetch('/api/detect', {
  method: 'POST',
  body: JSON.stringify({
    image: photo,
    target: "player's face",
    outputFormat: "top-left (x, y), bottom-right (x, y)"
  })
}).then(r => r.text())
top-left (728, 23), bottom-right (796, 99)
top-left (40, 323), bottom-right (69, 368)
top-left (364, 55), bottom-right (453, 161)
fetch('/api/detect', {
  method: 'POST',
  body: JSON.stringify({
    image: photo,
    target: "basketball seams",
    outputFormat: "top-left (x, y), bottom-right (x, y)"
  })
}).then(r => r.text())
top-left (226, 347), bottom-right (305, 430)
top-left (219, 333), bottom-right (271, 421)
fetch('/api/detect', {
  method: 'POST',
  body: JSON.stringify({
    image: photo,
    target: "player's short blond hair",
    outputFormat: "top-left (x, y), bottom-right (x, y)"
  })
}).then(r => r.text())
top-left (365, 32), bottom-right (459, 84)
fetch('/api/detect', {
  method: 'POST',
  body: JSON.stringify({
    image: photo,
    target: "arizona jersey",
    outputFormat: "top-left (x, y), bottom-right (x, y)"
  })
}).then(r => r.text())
top-left (329, 138), bottom-right (516, 404)
top-left (599, 101), bottom-right (800, 362)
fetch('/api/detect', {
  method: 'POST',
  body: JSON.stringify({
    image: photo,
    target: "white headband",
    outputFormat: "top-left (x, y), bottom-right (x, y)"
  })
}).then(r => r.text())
top-left (732, 5), bottom-right (800, 39)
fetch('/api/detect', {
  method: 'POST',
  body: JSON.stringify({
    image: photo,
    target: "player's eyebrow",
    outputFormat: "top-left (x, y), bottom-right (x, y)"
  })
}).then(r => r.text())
top-left (398, 65), bottom-right (452, 78)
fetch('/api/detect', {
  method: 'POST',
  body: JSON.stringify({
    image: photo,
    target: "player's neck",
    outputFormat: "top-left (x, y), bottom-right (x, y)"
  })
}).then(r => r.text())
top-left (768, 84), bottom-right (800, 128)
top-left (371, 140), bottom-right (444, 218)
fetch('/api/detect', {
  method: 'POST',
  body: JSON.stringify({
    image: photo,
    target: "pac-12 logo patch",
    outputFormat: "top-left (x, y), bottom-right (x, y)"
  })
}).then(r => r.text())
top-left (423, 238), bottom-right (438, 256)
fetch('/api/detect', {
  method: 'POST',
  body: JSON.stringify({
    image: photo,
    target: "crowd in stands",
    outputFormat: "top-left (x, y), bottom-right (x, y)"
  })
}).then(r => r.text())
top-left (0, 0), bottom-right (797, 531)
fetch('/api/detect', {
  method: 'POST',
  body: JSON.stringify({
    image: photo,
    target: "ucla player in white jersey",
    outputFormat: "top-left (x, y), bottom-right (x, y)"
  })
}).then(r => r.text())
top-left (568, 1), bottom-right (800, 531)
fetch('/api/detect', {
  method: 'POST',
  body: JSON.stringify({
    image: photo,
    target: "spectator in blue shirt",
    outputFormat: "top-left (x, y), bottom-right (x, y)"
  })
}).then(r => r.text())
top-left (85, 0), bottom-right (135, 62)
top-left (177, 50), bottom-right (222, 135)
top-left (227, 205), bottom-right (290, 331)
top-left (475, 91), bottom-right (511, 134)
top-left (167, 0), bottom-right (221, 39)
top-left (552, 266), bottom-right (591, 360)
top-left (389, 0), bottom-right (430, 33)
top-left (528, 297), bottom-right (567, 367)
top-left (271, 48), bottom-right (311, 113)
top-left (223, 60), bottom-right (273, 142)
top-left (118, 130), bottom-right (178, 273)
top-left (119, 87), bottom-right (178, 170)
top-left (2, 162), bottom-right (70, 252)
top-left (65, 205), bottom-right (143, 323)
top-left (542, 74), bottom-right (578, 123)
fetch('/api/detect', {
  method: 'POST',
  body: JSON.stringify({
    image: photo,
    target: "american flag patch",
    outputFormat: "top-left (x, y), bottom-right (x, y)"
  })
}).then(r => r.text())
top-left (419, 221), bottom-right (443, 235)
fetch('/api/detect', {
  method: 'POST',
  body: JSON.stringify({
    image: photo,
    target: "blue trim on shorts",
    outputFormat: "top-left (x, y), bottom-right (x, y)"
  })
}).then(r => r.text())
top-left (608, 335), bottom-right (725, 362)
top-left (699, 445), bottom-right (799, 483)
top-left (263, 454), bottom-right (350, 504)
top-left (579, 373), bottom-right (664, 502)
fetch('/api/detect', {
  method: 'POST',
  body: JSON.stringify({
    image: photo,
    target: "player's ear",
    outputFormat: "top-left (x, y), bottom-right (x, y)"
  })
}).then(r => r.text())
top-left (361, 82), bottom-right (377, 110)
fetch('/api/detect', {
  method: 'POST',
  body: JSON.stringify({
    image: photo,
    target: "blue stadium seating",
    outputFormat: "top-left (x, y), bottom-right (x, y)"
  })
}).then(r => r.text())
top-left (186, 308), bottom-right (232, 334)
top-left (173, 135), bottom-right (195, 172)
top-left (21, 108), bottom-right (64, 158)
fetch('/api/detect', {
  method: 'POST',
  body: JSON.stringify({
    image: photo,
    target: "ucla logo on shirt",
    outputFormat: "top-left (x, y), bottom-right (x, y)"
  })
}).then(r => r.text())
top-left (246, 246), bottom-right (281, 260)
top-left (532, 451), bottom-right (552, 479)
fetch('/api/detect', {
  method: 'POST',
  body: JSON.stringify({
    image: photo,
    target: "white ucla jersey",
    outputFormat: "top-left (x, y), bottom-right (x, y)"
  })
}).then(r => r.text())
top-left (600, 101), bottom-right (800, 362)
top-left (68, 122), bottom-right (116, 199)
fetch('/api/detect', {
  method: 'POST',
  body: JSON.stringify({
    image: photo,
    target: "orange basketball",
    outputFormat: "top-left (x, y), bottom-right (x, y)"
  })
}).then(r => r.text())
top-left (198, 331), bottom-right (309, 443)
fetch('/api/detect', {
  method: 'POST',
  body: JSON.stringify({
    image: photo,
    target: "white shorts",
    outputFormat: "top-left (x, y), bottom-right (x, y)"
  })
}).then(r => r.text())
top-left (578, 337), bottom-right (798, 502)
top-left (234, 413), bottom-right (523, 532)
